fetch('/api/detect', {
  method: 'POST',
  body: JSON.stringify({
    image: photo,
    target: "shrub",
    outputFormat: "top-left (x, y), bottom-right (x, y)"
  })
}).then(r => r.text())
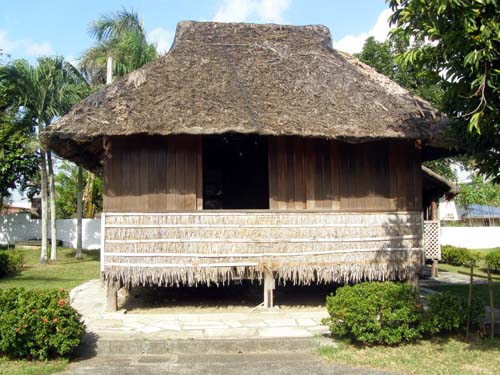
top-left (0, 250), bottom-right (24, 277)
top-left (420, 292), bottom-right (465, 334)
top-left (441, 246), bottom-right (480, 267)
top-left (485, 249), bottom-right (500, 273)
top-left (0, 288), bottom-right (84, 360)
top-left (421, 291), bottom-right (485, 335)
top-left (325, 282), bottom-right (422, 345)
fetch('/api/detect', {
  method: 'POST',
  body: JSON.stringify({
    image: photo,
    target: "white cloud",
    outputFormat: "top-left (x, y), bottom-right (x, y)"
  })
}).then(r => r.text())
top-left (0, 28), bottom-right (55, 57)
top-left (213, 0), bottom-right (290, 23)
top-left (148, 27), bottom-right (174, 55)
top-left (25, 41), bottom-right (54, 57)
top-left (332, 9), bottom-right (392, 54)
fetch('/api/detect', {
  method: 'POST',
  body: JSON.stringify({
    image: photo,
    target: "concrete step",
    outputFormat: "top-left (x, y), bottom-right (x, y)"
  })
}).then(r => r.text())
top-left (78, 334), bottom-right (333, 357)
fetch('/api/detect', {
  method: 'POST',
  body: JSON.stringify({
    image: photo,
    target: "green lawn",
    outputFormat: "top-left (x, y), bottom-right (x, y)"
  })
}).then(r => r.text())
top-left (320, 336), bottom-right (500, 375)
top-left (0, 247), bottom-right (100, 290)
top-left (0, 358), bottom-right (67, 375)
top-left (438, 263), bottom-right (500, 281)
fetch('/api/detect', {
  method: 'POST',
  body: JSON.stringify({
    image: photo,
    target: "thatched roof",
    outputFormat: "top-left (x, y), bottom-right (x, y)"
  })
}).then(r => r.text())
top-left (42, 21), bottom-right (452, 170)
top-left (422, 165), bottom-right (460, 197)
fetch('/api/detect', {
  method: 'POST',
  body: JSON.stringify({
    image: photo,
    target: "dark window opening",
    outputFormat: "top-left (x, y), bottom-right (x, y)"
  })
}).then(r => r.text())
top-left (203, 134), bottom-right (269, 209)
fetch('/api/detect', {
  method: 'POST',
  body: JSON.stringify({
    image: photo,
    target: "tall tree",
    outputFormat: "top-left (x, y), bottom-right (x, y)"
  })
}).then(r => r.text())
top-left (80, 9), bottom-right (158, 85)
top-left (0, 57), bottom-right (89, 262)
top-left (388, 0), bottom-right (500, 182)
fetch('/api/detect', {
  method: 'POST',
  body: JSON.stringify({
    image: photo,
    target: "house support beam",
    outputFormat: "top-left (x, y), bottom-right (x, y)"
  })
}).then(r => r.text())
top-left (263, 269), bottom-right (275, 309)
top-left (106, 279), bottom-right (120, 312)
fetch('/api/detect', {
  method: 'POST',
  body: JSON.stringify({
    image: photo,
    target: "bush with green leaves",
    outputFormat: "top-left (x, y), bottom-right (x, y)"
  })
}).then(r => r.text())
top-left (485, 249), bottom-right (500, 273)
top-left (0, 288), bottom-right (84, 360)
top-left (441, 246), bottom-right (481, 267)
top-left (0, 250), bottom-right (24, 277)
top-left (325, 282), bottom-right (423, 345)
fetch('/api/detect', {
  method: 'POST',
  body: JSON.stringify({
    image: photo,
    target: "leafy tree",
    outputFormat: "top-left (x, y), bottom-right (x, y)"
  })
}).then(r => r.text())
top-left (356, 36), bottom-right (444, 107)
top-left (55, 161), bottom-right (102, 219)
top-left (80, 9), bottom-right (158, 85)
top-left (388, 0), bottom-right (500, 182)
top-left (0, 114), bottom-right (38, 210)
top-left (0, 57), bottom-right (89, 262)
top-left (455, 174), bottom-right (500, 208)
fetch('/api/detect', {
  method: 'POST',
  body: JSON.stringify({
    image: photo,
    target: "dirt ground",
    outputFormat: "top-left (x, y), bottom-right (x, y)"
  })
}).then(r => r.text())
top-left (119, 281), bottom-right (338, 313)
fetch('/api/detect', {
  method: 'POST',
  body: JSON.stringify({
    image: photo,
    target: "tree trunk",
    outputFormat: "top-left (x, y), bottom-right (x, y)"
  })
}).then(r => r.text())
top-left (47, 151), bottom-right (57, 261)
top-left (39, 151), bottom-right (49, 264)
top-left (83, 172), bottom-right (95, 218)
top-left (76, 166), bottom-right (83, 259)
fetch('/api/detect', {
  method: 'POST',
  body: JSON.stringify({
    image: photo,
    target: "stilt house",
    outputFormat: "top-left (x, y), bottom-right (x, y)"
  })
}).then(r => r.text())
top-left (43, 22), bottom-right (451, 306)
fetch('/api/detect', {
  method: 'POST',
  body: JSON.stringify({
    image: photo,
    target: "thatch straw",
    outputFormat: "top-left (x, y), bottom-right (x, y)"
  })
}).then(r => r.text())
top-left (103, 211), bottom-right (423, 287)
top-left (42, 21), bottom-right (452, 171)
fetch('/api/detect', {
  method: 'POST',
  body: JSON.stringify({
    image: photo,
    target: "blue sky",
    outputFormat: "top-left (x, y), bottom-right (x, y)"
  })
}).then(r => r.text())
top-left (1, 0), bottom-right (391, 64)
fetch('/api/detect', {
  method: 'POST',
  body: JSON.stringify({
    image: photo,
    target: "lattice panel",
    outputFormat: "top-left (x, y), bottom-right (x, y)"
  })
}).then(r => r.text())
top-left (424, 220), bottom-right (441, 260)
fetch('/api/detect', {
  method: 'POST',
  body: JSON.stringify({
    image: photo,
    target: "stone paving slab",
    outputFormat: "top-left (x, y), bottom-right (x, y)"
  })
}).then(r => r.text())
top-left (70, 280), bottom-right (330, 343)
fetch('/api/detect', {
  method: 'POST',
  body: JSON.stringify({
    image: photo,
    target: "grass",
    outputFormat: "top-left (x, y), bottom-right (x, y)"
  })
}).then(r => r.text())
top-left (427, 283), bottom-right (500, 307)
top-left (0, 357), bottom-right (67, 375)
top-left (0, 247), bottom-right (100, 290)
top-left (320, 336), bottom-right (500, 375)
top-left (438, 263), bottom-right (500, 281)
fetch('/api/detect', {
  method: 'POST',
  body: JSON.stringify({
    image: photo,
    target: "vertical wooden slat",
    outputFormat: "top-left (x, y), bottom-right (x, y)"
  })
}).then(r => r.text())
top-left (293, 138), bottom-right (306, 209)
top-left (196, 136), bottom-right (203, 210)
top-left (330, 140), bottom-right (341, 210)
top-left (268, 137), bottom-right (279, 210)
top-left (166, 136), bottom-right (177, 210)
top-left (305, 138), bottom-right (316, 209)
top-left (277, 137), bottom-right (288, 210)
top-left (184, 136), bottom-right (197, 210)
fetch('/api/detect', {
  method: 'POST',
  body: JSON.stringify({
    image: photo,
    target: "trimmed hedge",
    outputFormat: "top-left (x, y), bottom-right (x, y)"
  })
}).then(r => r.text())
top-left (485, 249), bottom-right (500, 273)
top-left (326, 282), bottom-right (485, 345)
top-left (0, 288), bottom-right (84, 360)
top-left (326, 282), bottom-right (422, 345)
top-left (441, 246), bottom-right (481, 267)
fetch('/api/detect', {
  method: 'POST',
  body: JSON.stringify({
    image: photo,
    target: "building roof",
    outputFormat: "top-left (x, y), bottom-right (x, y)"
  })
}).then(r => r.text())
top-left (42, 21), bottom-right (453, 171)
top-left (458, 204), bottom-right (500, 218)
top-left (422, 166), bottom-right (460, 197)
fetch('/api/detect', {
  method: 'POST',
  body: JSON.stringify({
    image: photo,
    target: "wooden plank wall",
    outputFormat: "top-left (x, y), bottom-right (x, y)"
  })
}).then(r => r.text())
top-left (104, 135), bottom-right (421, 213)
top-left (268, 137), bottom-right (421, 211)
top-left (103, 135), bottom-right (200, 212)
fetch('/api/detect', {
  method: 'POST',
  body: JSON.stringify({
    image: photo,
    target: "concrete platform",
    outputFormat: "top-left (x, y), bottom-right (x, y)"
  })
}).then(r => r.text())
top-left (70, 280), bottom-right (331, 355)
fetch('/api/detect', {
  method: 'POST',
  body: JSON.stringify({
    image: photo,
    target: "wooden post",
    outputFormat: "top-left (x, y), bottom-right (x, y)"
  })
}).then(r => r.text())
top-left (263, 270), bottom-right (275, 309)
top-left (431, 259), bottom-right (439, 278)
top-left (106, 279), bottom-right (120, 312)
top-left (466, 264), bottom-right (474, 340)
top-left (488, 268), bottom-right (495, 338)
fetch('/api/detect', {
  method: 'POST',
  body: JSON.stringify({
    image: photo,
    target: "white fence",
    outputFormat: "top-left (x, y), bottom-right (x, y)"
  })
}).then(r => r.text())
top-left (0, 213), bottom-right (100, 250)
top-left (441, 226), bottom-right (500, 249)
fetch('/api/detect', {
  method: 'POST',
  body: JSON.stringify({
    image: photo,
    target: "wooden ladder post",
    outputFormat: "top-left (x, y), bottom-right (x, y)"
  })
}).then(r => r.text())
top-left (106, 279), bottom-right (120, 312)
top-left (263, 270), bottom-right (275, 309)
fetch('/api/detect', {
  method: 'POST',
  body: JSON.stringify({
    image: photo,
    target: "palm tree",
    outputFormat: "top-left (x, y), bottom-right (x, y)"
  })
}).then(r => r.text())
top-left (80, 9), bottom-right (158, 85)
top-left (0, 57), bottom-right (89, 262)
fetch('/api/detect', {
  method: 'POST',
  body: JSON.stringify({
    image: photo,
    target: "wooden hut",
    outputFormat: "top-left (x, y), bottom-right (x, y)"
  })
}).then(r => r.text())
top-left (42, 21), bottom-right (451, 309)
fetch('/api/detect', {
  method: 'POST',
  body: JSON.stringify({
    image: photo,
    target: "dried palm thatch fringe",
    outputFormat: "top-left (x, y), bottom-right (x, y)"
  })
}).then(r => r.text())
top-left (104, 261), bottom-right (421, 287)
top-left (41, 22), bottom-right (450, 172)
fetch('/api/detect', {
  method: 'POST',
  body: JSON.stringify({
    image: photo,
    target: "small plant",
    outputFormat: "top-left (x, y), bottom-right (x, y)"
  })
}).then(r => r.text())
top-left (441, 246), bottom-right (480, 267)
top-left (420, 292), bottom-right (465, 334)
top-left (485, 249), bottom-right (500, 273)
top-left (0, 250), bottom-right (24, 277)
top-left (0, 288), bottom-right (84, 360)
top-left (325, 282), bottom-right (422, 345)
